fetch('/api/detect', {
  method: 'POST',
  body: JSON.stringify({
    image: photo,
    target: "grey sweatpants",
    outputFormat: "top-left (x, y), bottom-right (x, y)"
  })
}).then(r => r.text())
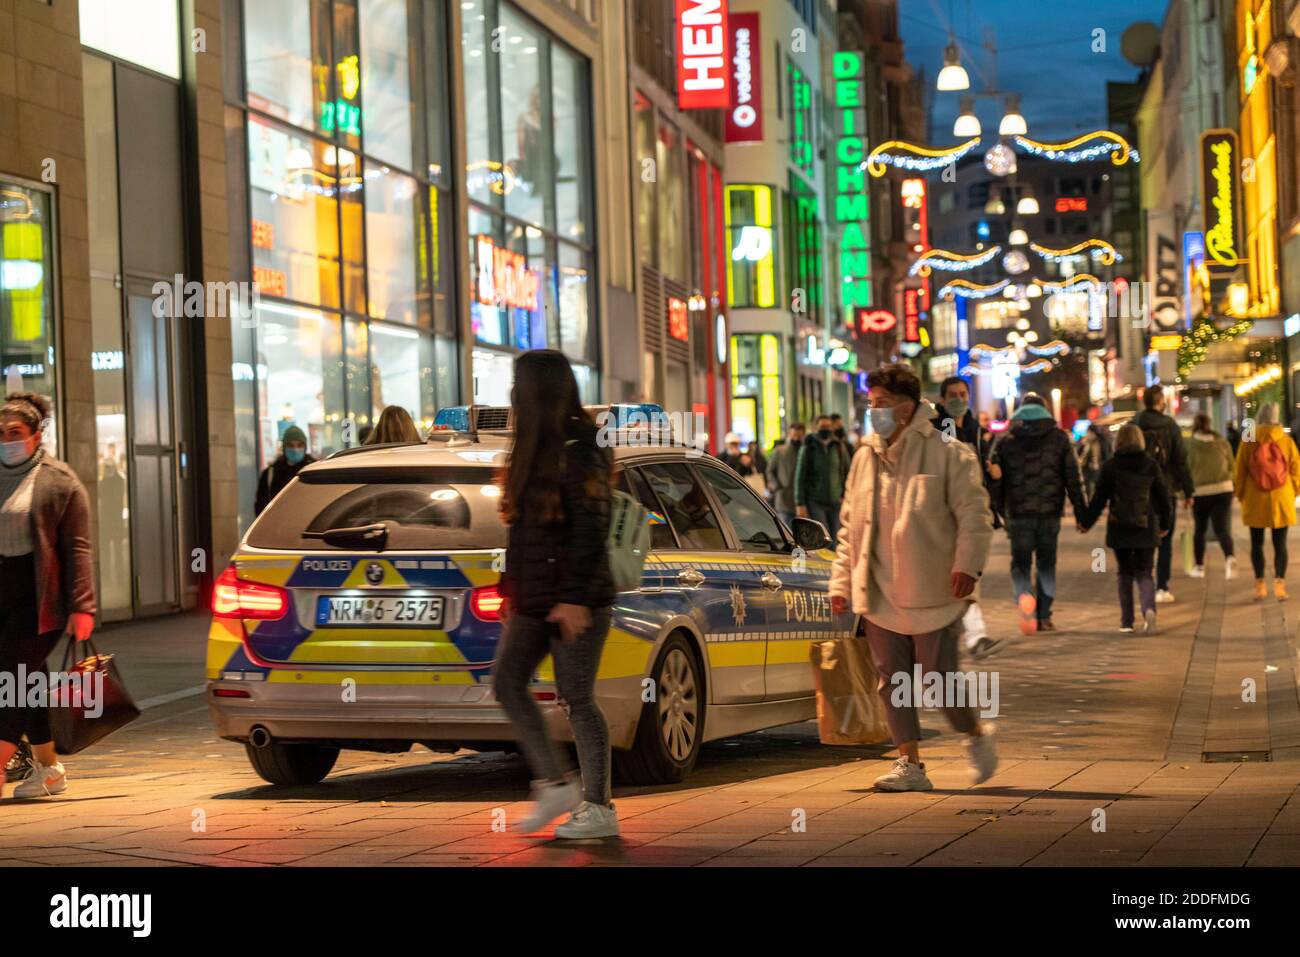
top-left (492, 608), bottom-right (612, 805)
top-left (863, 617), bottom-right (980, 747)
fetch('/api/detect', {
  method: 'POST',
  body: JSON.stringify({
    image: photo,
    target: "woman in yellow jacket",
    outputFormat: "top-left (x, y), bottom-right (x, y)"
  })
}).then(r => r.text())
top-left (1233, 403), bottom-right (1300, 600)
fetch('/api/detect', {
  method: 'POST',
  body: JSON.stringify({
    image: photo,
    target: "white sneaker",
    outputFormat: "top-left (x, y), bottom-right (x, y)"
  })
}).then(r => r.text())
top-left (1225, 556), bottom-right (1237, 581)
top-left (968, 637), bottom-right (1003, 660)
top-left (516, 778), bottom-right (581, 833)
top-left (1119, 626), bottom-right (1135, 634)
top-left (13, 761), bottom-right (66, 798)
top-left (553, 801), bottom-right (620, 839)
top-left (873, 758), bottom-right (933, 792)
top-left (1189, 565), bottom-right (1205, 579)
top-left (967, 724), bottom-right (998, 785)
top-left (1155, 589), bottom-right (1175, 604)
top-left (1143, 609), bottom-right (1158, 635)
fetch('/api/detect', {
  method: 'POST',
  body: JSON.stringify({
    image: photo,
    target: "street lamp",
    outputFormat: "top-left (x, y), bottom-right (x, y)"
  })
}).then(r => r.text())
top-left (984, 191), bottom-right (1006, 215)
top-left (1008, 227), bottom-right (1028, 246)
top-left (1016, 192), bottom-right (1040, 215)
top-left (953, 97), bottom-right (981, 136)
top-left (998, 95), bottom-right (1027, 136)
top-left (937, 42), bottom-right (971, 91)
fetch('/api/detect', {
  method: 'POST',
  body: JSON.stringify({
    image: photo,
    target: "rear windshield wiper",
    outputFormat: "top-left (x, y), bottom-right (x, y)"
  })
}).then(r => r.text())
top-left (305, 523), bottom-right (390, 550)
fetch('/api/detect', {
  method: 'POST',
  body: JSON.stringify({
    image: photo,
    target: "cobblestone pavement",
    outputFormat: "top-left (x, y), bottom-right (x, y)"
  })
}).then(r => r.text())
top-left (4, 508), bottom-right (1300, 867)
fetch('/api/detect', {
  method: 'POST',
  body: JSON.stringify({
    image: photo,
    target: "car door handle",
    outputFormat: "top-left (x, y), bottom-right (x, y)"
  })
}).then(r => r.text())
top-left (760, 571), bottom-right (783, 591)
top-left (676, 567), bottom-right (705, 588)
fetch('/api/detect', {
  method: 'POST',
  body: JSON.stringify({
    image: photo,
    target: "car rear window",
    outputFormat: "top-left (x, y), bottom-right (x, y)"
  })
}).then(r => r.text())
top-left (247, 466), bottom-right (507, 550)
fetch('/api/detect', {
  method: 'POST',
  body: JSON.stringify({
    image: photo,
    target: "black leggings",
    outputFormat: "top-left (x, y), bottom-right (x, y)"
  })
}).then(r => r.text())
top-left (0, 554), bottom-right (56, 747)
top-left (1249, 527), bottom-right (1289, 580)
top-left (1192, 493), bottom-right (1234, 564)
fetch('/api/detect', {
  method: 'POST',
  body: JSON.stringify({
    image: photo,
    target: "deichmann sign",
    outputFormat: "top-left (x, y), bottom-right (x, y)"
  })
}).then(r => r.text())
top-left (725, 12), bottom-right (761, 142)
top-left (675, 0), bottom-right (730, 110)
top-left (1200, 129), bottom-right (1241, 270)
top-left (832, 51), bottom-right (871, 311)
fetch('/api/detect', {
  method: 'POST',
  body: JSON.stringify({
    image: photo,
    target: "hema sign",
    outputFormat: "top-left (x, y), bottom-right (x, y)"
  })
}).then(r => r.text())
top-left (676, 0), bottom-right (729, 109)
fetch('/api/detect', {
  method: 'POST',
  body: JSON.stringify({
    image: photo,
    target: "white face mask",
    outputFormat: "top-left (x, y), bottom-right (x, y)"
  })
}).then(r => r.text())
top-left (0, 439), bottom-right (34, 467)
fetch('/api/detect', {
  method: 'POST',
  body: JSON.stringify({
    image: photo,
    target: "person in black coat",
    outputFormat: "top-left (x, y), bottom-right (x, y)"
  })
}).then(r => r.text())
top-left (254, 425), bottom-right (315, 516)
top-left (493, 349), bottom-right (617, 841)
top-left (1077, 424), bottom-right (1172, 634)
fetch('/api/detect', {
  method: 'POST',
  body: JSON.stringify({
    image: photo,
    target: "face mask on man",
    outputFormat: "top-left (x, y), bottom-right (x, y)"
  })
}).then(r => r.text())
top-left (0, 439), bottom-right (33, 467)
top-left (817, 428), bottom-right (832, 440)
top-left (285, 446), bottom-right (306, 466)
top-left (868, 407), bottom-right (896, 436)
top-left (834, 427), bottom-right (846, 439)
top-left (944, 397), bottom-right (969, 420)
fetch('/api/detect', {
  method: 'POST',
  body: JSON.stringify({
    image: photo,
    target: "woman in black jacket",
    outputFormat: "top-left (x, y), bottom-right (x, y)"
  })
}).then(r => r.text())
top-left (494, 350), bottom-right (617, 839)
top-left (1077, 424), bottom-right (1171, 634)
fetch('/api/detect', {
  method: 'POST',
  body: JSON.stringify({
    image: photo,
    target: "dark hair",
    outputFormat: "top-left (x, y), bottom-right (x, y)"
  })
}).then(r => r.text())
top-left (815, 413), bottom-right (834, 425)
top-left (939, 375), bottom-right (970, 399)
top-left (867, 363), bottom-right (921, 404)
top-left (1021, 392), bottom-right (1047, 407)
top-left (1143, 386), bottom-right (1163, 410)
top-left (500, 350), bottom-right (597, 526)
top-left (0, 392), bottom-right (51, 433)
top-left (1193, 412), bottom-right (1214, 434)
top-left (788, 421), bottom-right (806, 431)
top-left (829, 413), bottom-right (844, 422)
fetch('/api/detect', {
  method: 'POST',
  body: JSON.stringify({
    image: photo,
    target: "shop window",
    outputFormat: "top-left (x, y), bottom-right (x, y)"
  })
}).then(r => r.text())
top-left (726, 185), bottom-right (777, 308)
top-left (499, 5), bottom-right (549, 230)
top-left (657, 120), bottom-right (689, 282)
top-left (253, 302), bottom-right (345, 464)
top-left (365, 165), bottom-right (426, 324)
top-left (80, 0), bottom-right (181, 79)
top-left (358, 0), bottom-right (416, 171)
top-left (633, 91), bottom-right (657, 268)
top-left (556, 243), bottom-right (591, 363)
top-left (369, 321), bottom-right (435, 428)
top-left (552, 43), bottom-right (591, 244)
top-left (0, 180), bottom-right (58, 454)
top-left (244, 0), bottom-right (332, 132)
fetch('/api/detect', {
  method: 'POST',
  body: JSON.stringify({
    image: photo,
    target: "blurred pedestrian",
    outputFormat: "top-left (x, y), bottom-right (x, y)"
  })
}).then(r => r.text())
top-left (493, 350), bottom-right (618, 839)
top-left (718, 432), bottom-right (767, 497)
top-left (0, 393), bottom-right (96, 797)
top-left (765, 422), bottom-right (805, 526)
top-left (365, 405), bottom-right (422, 444)
top-left (1226, 421), bottom-right (1242, 455)
top-left (254, 425), bottom-right (314, 516)
top-left (1076, 420), bottom-right (1112, 501)
top-left (933, 375), bottom-right (1000, 659)
top-left (1135, 386), bottom-right (1195, 603)
top-left (988, 393), bottom-right (1087, 633)
top-left (829, 364), bottom-right (996, 792)
top-left (1233, 402), bottom-right (1300, 601)
top-left (1077, 424), bottom-right (1171, 634)
top-left (1187, 412), bottom-right (1237, 580)
top-left (795, 413), bottom-right (850, 542)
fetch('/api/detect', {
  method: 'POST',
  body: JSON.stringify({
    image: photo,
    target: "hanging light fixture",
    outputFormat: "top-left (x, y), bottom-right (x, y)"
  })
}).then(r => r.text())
top-left (953, 96), bottom-right (981, 137)
top-left (984, 190), bottom-right (1006, 216)
top-left (1009, 226), bottom-right (1029, 246)
top-left (999, 94), bottom-right (1028, 136)
top-left (1016, 191), bottom-right (1040, 215)
top-left (937, 42), bottom-right (971, 91)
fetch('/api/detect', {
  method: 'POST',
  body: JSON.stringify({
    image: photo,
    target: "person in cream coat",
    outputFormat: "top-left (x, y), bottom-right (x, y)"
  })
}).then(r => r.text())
top-left (829, 364), bottom-right (997, 792)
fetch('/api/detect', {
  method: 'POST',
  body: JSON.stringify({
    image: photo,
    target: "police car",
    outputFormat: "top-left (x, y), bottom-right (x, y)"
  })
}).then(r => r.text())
top-left (207, 404), bottom-right (852, 786)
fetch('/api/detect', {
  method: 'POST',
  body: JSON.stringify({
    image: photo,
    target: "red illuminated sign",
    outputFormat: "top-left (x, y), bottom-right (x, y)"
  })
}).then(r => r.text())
top-left (1055, 197), bottom-right (1088, 213)
top-left (856, 308), bottom-right (896, 334)
top-left (725, 12), bottom-right (761, 142)
top-left (676, 0), bottom-right (729, 109)
top-left (252, 266), bottom-right (286, 297)
top-left (668, 297), bottom-right (690, 341)
top-left (901, 178), bottom-right (926, 209)
top-left (903, 288), bottom-right (920, 342)
top-left (475, 235), bottom-right (539, 311)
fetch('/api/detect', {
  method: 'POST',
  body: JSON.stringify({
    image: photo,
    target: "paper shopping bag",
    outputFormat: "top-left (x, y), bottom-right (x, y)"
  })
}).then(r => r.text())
top-left (809, 635), bottom-right (890, 745)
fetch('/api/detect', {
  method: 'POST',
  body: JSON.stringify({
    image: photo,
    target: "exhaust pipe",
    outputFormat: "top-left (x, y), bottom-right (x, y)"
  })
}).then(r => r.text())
top-left (249, 726), bottom-right (273, 749)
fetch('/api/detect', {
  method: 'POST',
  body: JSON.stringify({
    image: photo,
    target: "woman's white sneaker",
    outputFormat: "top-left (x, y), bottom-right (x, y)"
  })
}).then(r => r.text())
top-left (967, 724), bottom-right (998, 785)
top-left (1189, 565), bottom-right (1205, 579)
top-left (554, 801), bottom-right (620, 839)
top-left (873, 758), bottom-right (933, 792)
top-left (1225, 556), bottom-right (1238, 580)
top-left (13, 761), bottom-right (66, 798)
top-left (516, 778), bottom-right (581, 833)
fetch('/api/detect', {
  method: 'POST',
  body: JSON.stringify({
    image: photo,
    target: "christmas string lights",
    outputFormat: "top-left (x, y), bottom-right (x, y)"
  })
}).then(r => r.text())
top-left (909, 245), bottom-right (1001, 276)
top-left (1013, 130), bottom-right (1138, 166)
top-left (864, 137), bottom-right (981, 177)
top-left (1176, 314), bottom-right (1255, 379)
top-left (1030, 240), bottom-right (1118, 265)
top-left (937, 278), bottom-right (1012, 300)
top-left (1033, 274), bottom-right (1103, 294)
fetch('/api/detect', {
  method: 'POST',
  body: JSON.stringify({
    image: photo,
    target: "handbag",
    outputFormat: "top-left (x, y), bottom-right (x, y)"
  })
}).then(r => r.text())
top-left (50, 635), bottom-right (141, 755)
top-left (809, 630), bottom-right (890, 746)
top-left (1181, 525), bottom-right (1195, 576)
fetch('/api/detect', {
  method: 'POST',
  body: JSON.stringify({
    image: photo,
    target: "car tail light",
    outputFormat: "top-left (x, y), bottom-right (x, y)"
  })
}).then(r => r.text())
top-left (212, 566), bottom-right (289, 620)
top-left (532, 691), bottom-right (557, 701)
top-left (212, 688), bottom-right (251, 698)
top-left (470, 584), bottom-right (504, 621)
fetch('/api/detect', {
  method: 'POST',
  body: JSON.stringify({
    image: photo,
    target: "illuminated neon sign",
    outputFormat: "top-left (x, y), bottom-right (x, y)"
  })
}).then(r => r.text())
top-left (1055, 197), bottom-right (1088, 212)
top-left (1200, 130), bottom-right (1241, 270)
top-left (475, 235), bottom-right (540, 311)
top-left (832, 51), bottom-right (871, 312)
top-left (668, 297), bottom-right (690, 341)
top-left (675, 0), bottom-right (729, 109)
top-left (855, 308), bottom-right (896, 334)
top-left (725, 12), bottom-right (761, 142)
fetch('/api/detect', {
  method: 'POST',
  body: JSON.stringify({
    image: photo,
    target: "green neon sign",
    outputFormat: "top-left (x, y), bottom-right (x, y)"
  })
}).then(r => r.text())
top-left (832, 51), bottom-right (871, 311)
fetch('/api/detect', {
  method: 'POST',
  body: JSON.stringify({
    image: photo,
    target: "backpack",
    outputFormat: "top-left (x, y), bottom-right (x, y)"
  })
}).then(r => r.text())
top-left (1249, 438), bottom-right (1289, 491)
top-left (607, 488), bottom-right (651, 592)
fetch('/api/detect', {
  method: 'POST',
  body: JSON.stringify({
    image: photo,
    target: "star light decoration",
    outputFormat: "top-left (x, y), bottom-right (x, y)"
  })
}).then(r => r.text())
top-left (863, 137), bottom-right (981, 177)
top-left (1030, 239), bottom-right (1119, 266)
top-left (937, 278), bottom-right (1011, 300)
top-left (983, 144), bottom-right (1017, 177)
top-left (1002, 249), bottom-right (1030, 275)
top-left (908, 245), bottom-right (1001, 277)
top-left (1013, 130), bottom-right (1139, 166)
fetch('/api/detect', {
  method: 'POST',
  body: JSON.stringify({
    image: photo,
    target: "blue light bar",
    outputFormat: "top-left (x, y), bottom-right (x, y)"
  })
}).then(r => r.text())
top-left (432, 406), bottom-right (471, 432)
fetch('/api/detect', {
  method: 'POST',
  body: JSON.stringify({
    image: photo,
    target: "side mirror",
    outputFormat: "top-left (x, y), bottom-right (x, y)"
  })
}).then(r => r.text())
top-left (791, 517), bottom-right (833, 551)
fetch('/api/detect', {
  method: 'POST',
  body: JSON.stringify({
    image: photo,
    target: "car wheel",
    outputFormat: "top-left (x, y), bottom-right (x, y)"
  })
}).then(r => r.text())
top-left (614, 633), bottom-right (705, 785)
top-left (245, 742), bottom-right (340, 786)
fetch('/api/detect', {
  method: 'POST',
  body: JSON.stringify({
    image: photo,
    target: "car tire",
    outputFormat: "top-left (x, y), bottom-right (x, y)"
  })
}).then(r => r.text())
top-left (614, 633), bottom-right (705, 786)
top-left (245, 742), bottom-right (340, 786)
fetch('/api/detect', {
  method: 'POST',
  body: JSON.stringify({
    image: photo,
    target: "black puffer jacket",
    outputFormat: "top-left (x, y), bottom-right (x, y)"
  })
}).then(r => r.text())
top-left (1133, 408), bottom-right (1195, 499)
top-left (499, 419), bottom-right (614, 615)
top-left (990, 417), bottom-right (1088, 519)
top-left (1078, 450), bottom-right (1171, 548)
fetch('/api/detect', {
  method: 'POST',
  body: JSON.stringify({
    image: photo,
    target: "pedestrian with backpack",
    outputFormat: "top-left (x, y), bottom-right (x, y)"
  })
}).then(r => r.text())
top-left (1187, 412), bottom-right (1237, 580)
top-left (493, 349), bottom-right (619, 839)
top-left (1134, 386), bottom-right (1195, 603)
top-left (1077, 424), bottom-right (1172, 633)
top-left (1233, 402), bottom-right (1300, 601)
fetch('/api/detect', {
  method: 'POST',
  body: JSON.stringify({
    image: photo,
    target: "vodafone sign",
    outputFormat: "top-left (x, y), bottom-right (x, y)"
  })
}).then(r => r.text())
top-left (725, 12), bottom-right (761, 142)
top-left (676, 0), bottom-right (729, 109)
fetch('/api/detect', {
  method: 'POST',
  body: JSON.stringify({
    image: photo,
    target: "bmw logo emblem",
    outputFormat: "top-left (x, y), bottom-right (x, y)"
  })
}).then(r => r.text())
top-left (365, 562), bottom-right (384, 585)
